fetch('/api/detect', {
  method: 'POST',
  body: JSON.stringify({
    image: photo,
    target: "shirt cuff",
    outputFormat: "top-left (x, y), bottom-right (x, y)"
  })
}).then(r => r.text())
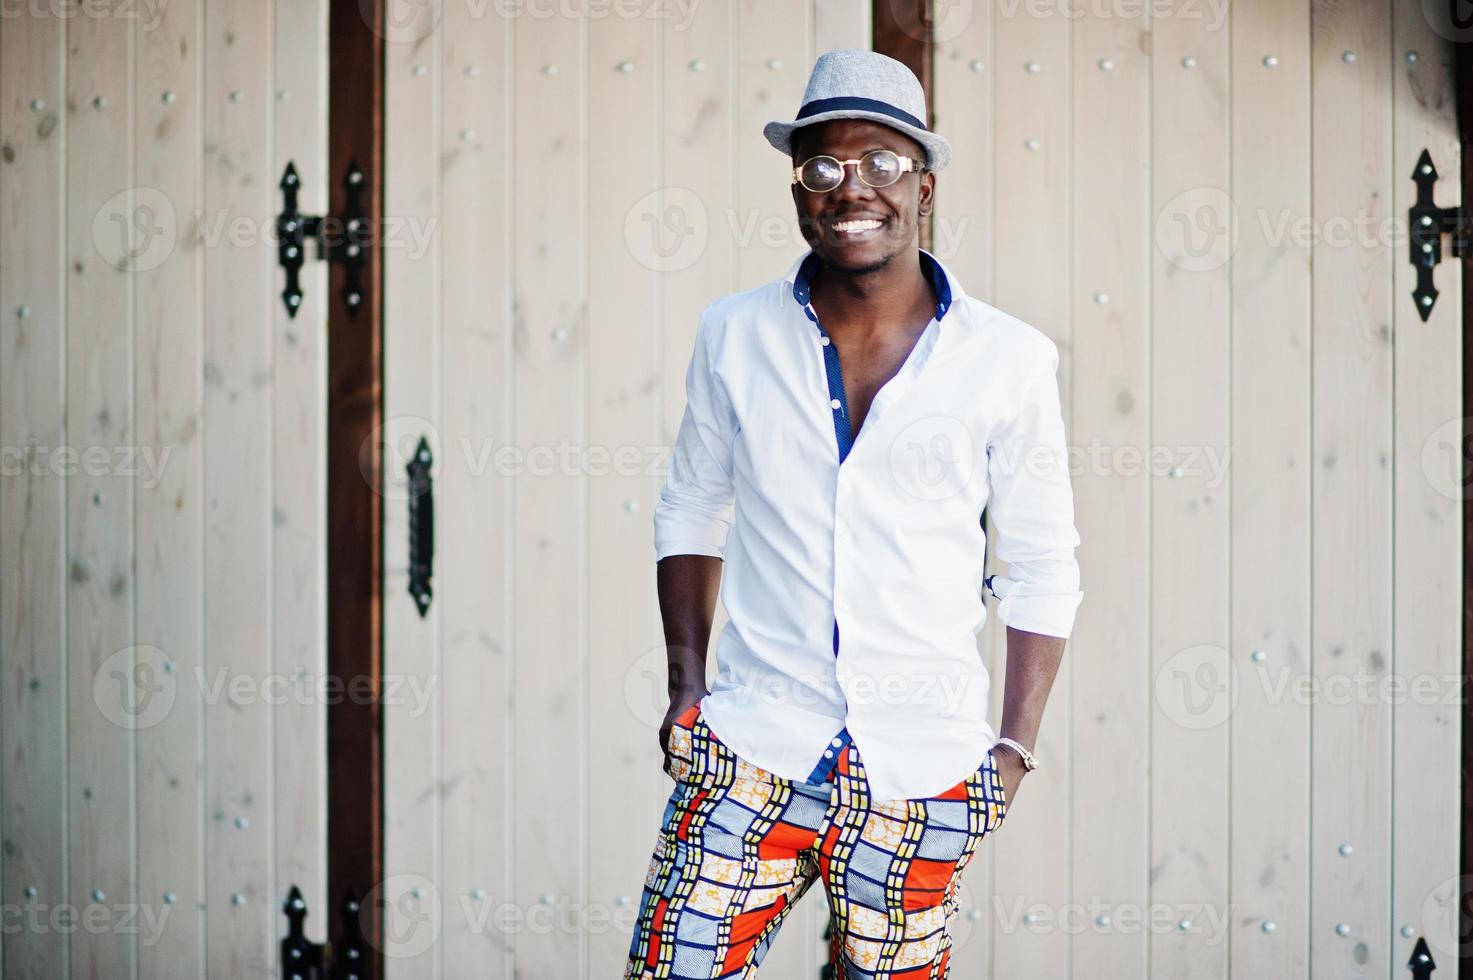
top-left (653, 509), bottom-right (732, 561)
top-left (987, 573), bottom-right (1083, 639)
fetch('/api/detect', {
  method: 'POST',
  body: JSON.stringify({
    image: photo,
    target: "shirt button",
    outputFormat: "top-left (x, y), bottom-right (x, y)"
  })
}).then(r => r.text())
top-left (821, 335), bottom-right (831, 346)
top-left (830, 737), bottom-right (843, 747)
top-left (830, 398), bottom-right (841, 410)
top-left (823, 750), bottom-right (834, 758)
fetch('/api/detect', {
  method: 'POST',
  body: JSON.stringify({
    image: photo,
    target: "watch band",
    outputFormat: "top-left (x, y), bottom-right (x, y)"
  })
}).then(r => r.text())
top-left (993, 736), bottom-right (1038, 771)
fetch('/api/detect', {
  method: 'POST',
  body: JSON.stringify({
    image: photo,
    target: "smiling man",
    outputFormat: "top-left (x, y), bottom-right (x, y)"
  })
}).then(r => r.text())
top-left (624, 49), bottom-right (1083, 979)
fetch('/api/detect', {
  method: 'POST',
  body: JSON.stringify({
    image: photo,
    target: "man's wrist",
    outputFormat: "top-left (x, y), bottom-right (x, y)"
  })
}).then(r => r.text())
top-left (993, 736), bottom-right (1039, 771)
top-left (667, 681), bottom-right (708, 704)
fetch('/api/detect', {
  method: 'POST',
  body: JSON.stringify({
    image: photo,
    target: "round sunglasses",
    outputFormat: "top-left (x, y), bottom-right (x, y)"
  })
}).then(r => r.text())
top-left (791, 148), bottom-right (924, 194)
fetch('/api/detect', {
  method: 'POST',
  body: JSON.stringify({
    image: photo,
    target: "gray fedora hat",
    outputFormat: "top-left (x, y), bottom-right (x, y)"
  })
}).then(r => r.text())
top-left (763, 49), bottom-right (951, 172)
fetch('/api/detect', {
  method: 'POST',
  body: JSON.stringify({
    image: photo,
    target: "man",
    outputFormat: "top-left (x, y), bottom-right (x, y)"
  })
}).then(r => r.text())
top-left (624, 49), bottom-right (1083, 979)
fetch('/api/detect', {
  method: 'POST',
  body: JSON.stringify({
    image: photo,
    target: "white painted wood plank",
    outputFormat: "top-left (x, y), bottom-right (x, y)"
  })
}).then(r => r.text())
top-left (932, 11), bottom-right (992, 297)
top-left (735, 0), bottom-right (811, 289)
top-left (657, 0), bottom-right (737, 602)
top-left (202, 3), bottom-right (276, 974)
top-left (812, 0), bottom-right (869, 54)
top-left (1066, 8), bottom-right (1150, 979)
top-left (1149, 3), bottom-right (1232, 976)
top-left (381, 0), bottom-right (444, 974)
top-left (586, 10), bottom-right (664, 976)
top-left (660, 0), bottom-right (737, 429)
top-left (988, 7), bottom-right (1072, 978)
top-left (437, 4), bottom-right (513, 977)
top-left (0, 11), bottom-right (69, 980)
top-left (932, 8), bottom-right (1000, 976)
top-left (1389, 5), bottom-right (1462, 973)
top-left (65, 8), bottom-right (137, 978)
top-left (272, 0), bottom-right (330, 958)
top-left (134, 0), bottom-right (207, 974)
top-left (1228, 1), bottom-right (1313, 976)
top-left (1310, 0), bottom-right (1394, 975)
top-left (512, 12), bottom-right (587, 976)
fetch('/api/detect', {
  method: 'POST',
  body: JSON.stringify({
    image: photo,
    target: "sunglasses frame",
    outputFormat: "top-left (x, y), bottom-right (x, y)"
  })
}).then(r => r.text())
top-left (791, 148), bottom-right (924, 193)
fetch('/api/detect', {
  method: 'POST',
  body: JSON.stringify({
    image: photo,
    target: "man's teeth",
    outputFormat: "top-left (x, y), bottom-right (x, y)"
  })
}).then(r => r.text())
top-left (833, 219), bottom-right (882, 233)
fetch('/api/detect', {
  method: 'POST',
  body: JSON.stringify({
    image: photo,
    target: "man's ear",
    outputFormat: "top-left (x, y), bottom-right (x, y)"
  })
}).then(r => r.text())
top-left (918, 170), bottom-right (936, 218)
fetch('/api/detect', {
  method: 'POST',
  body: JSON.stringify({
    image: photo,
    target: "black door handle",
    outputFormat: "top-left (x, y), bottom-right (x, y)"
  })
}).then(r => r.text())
top-left (407, 436), bottom-right (434, 617)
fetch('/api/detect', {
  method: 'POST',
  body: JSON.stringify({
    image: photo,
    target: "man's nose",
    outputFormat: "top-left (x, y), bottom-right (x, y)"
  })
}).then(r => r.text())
top-left (829, 163), bottom-right (873, 202)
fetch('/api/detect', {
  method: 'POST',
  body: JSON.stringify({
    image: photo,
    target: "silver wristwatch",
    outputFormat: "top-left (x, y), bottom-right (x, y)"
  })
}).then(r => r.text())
top-left (993, 737), bottom-right (1038, 772)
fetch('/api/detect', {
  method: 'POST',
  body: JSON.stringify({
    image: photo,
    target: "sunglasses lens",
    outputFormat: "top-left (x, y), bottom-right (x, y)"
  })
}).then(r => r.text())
top-left (799, 156), bottom-right (843, 192)
top-left (859, 149), bottom-right (902, 187)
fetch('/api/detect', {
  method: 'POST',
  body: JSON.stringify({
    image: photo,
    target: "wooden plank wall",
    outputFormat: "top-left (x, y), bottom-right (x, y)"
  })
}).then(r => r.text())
top-left (0, 2), bottom-right (329, 977)
top-left (1231, 2), bottom-right (1313, 978)
top-left (137, 0), bottom-right (206, 974)
top-left (0, 10), bottom-right (69, 980)
top-left (380, 2), bottom-right (869, 977)
top-left (930, 1), bottom-right (1463, 979)
top-left (1309, 2), bottom-right (1395, 976)
top-left (1, 0), bottom-right (1463, 978)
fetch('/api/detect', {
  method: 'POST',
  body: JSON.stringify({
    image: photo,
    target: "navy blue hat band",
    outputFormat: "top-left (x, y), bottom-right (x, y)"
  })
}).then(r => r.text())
top-left (794, 96), bottom-right (928, 133)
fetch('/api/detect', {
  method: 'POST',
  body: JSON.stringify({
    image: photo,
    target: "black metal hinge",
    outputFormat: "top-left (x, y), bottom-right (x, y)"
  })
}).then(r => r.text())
top-left (1407, 936), bottom-right (1436, 979)
top-left (279, 884), bottom-right (369, 980)
top-left (1409, 148), bottom-right (1467, 322)
top-left (277, 160), bottom-right (371, 318)
top-left (280, 885), bottom-right (323, 980)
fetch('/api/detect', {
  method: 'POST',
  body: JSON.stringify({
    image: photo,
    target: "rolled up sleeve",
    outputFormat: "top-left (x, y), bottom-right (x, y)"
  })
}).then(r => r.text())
top-left (653, 307), bottom-right (737, 560)
top-left (983, 338), bottom-right (1083, 638)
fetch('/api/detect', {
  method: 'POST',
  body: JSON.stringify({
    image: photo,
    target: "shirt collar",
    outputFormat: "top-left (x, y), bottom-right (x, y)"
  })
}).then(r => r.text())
top-left (784, 247), bottom-right (958, 323)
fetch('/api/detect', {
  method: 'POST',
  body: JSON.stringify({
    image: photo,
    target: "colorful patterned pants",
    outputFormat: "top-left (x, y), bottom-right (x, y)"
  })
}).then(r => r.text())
top-left (623, 703), bottom-right (1009, 979)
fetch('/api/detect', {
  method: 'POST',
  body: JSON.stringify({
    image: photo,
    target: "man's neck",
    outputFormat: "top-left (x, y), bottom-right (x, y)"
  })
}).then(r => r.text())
top-left (809, 249), bottom-right (935, 337)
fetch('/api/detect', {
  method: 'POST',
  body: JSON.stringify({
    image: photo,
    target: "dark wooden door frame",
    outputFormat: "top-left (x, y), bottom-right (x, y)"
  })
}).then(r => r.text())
top-left (1458, 36), bottom-right (1473, 974)
top-left (873, 0), bottom-right (934, 254)
top-left (325, 2), bottom-right (384, 977)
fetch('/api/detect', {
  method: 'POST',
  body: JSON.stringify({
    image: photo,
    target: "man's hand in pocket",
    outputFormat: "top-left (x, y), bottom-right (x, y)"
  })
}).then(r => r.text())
top-left (659, 688), bottom-right (709, 759)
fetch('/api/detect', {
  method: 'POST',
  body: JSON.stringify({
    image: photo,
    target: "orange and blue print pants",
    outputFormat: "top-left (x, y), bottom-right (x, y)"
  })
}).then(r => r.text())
top-left (623, 702), bottom-right (1009, 979)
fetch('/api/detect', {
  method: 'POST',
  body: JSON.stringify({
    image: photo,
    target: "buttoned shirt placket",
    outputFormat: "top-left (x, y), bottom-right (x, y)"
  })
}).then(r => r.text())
top-left (791, 253), bottom-right (951, 786)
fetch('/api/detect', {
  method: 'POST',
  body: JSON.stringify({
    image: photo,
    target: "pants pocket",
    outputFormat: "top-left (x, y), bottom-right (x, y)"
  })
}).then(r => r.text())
top-left (662, 701), bottom-right (704, 782)
top-left (968, 749), bottom-right (1009, 834)
top-left (987, 748), bottom-right (1010, 822)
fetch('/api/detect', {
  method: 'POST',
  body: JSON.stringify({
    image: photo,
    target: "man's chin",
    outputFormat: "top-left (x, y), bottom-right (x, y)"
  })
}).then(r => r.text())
top-left (816, 241), bottom-right (897, 277)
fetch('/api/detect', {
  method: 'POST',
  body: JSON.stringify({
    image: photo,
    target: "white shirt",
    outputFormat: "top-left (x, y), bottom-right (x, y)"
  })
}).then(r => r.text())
top-left (653, 247), bottom-right (1083, 802)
